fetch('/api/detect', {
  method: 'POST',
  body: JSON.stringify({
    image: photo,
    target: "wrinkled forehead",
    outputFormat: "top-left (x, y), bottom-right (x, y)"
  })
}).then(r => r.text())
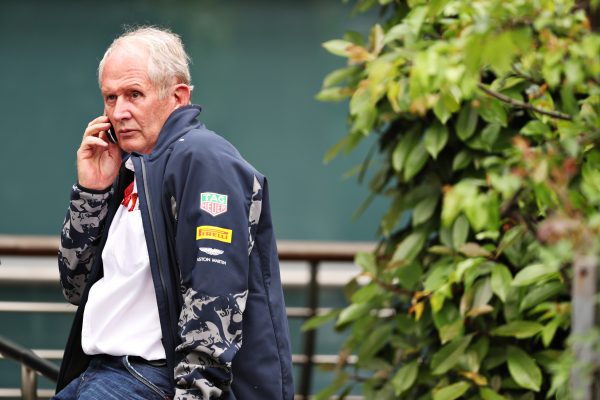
top-left (100, 46), bottom-right (153, 90)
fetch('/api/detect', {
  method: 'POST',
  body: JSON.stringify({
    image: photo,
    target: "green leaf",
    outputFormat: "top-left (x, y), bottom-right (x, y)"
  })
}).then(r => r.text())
top-left (392, 230), bottom-right (427, 263)
top-left (521, 120), bottom-right (551, 138)
top-left (404, 140), bottom-right (429, 180)
top-left (496, 226), bottom-right (524, 258)
top-left (352, 104), bottom-right (377, 135)
top-left (479, 387), bottom-right (507, 400)
top-left (322, 66), bottom-right (358, 88)
top-left (351, 282), bottom-right (379, 303)
top-left (323, 133), bottom-right (363, 164)
top-left (511, 263), bottom-right (559, 287)
top-left (413, 195), bottom-right (439, 226)
top-left (472, 277), bottom-right (493, 309)
top-left (302, 310), bottom-right (340, 331)
top-left (434, 91), bottom-right (460, 124)
top-left (507, 346), bottom-right (542, 392)
top-left (336, 303), bottom-right (370, 328)
top-left (428, 0), bottom-right (451, 16)
top-left (541, 316), bottom-right (562, 347)
top-left (431, 334), bottom-right (473, 375)
top-left (459, 243), bottom-right (492, 258)
top-left (455, 258), bottom-right (485, 283)
top-left (424, 122), bottom-right (449, 159)
top-left (433, 303), bottom-right (464, 344)
top-left (490, 263), bottom-right (512, 303)
top-left (477, 97), bottom-right (507, 126)
top-left (358, 323), bottom-right (392, 359)
top-left (519, 281), bottom-right (564, 312)
top-left (396, 261), bottom-right (423, 290)
top-left (392, 130), bottom-right (419, 173)
top-left (350, 87), bottom-right (372, 116)
top-left (425, 263), bottom-right (452, 292)
top-left (491, 321), bottom-right (544, 339)
top-left (314, 371), bottom-right (349, 400)
top-left (322, 39), bottom-right (353, 57)
top-left (433, 381), bottom-right (471, 400)
top-left (534, 349), bottom-right (562, 370)
top-left (355, 251), bottom-right (377, 275)
top-left (315, 87), bottom-right (350, 102)
top-left (452, 214), bottom-right (469, 249)
top-left (456, 105), bottom-right (478, 141)
top-left (452, 150), bottom-right (473, 171)
top-left (469, 336), bottom-right (490, 372)
top-left (479, 123), bottom-right (502, 150)
top-left (392, 360), bottom-right (419, 396)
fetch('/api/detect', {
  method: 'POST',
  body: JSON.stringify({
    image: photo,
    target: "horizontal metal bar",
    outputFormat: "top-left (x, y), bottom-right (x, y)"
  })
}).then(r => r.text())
top-left (0, 389), bottom-right (56, 398)
top-left (292, 354), bottom-right (357, 365)
top-left (0, 262), bottom-right (362, 287)
top-left (0, 302), bottom-right (76, 313)
top-left (1, 348), bottom-right (357, 366)
top-left (286, 307), bottom-right (333, 318)
top-left (0, 303), bottom-right (340, 318)
top-left (0, 235), bottom-right (375, 261)
top-left (0, 349), bottom-right (63, 360)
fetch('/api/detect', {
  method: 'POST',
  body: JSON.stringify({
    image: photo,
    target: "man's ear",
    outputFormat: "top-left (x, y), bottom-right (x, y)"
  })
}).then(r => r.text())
top-left (172, 84), bottom-right (191, 108)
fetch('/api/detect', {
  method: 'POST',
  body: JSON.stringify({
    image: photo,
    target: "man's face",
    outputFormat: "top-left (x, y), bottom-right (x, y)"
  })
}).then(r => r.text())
top-left (100, 45), bottom-right (176, 154)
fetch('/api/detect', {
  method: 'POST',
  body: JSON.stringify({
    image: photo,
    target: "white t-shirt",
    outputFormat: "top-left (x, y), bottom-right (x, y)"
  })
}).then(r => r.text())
top-left (82, 159), bottom-right (165, 360)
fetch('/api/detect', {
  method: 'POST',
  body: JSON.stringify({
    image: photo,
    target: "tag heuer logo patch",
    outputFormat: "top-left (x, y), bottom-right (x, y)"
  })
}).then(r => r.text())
top-left (200, 192), bottom-right (228, 217)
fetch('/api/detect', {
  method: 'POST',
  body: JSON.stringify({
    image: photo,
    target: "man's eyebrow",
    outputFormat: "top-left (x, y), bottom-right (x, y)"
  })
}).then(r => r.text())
top-left (101, 83), bottom-right (145, 94)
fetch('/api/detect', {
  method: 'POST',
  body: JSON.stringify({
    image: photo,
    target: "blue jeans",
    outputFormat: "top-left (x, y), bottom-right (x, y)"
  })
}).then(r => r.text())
top-left (52, 355), bottom-right (173, 400)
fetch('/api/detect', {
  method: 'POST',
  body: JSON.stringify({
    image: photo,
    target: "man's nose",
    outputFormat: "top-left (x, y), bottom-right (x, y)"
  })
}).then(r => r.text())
top-left (112, 97), bottom-right (132, 120)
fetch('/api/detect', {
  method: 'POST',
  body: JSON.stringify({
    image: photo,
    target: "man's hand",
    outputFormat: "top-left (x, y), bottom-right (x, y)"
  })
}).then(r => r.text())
top-left (77, 116), bottom-right (121, 190)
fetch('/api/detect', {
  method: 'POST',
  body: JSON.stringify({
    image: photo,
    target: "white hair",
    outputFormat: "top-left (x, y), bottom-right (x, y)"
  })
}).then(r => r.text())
top-left (98, 26), bottom-right (193, 98)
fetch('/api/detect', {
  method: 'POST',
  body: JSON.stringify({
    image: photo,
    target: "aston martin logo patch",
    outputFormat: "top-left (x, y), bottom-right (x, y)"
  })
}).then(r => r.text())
top-left (200, 192), bottom-right (228, 217)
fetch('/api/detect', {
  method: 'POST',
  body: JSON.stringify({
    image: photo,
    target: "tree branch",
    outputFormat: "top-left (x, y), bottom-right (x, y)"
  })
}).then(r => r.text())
top-left (477, 83), bottom-right (573, 121)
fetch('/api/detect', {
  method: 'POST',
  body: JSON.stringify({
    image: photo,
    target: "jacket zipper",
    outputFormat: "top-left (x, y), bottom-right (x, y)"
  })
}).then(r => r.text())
top-left (139, 157), bottom-right (178, 354)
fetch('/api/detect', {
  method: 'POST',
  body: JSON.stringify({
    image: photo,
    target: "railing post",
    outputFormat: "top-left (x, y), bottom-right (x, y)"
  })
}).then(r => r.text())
top-left (20, 364), bottom-right (37, 400)
top-left (571, 255), bottom-right (600, 400)
top-left (299, 260), bottom-right (320, 399)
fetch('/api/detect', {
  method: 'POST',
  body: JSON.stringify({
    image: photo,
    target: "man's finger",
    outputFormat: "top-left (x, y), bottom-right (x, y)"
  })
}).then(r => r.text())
top-left (80, 135), bottom-right (109, 151)
top-left (83, 122), bottom-right (112, 139)
top-left (86, 115), bottom-right (110, 127)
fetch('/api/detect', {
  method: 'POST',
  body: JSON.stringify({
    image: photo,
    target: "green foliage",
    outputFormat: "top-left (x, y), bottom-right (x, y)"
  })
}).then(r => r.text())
top-left (310, 0), bottom-right (600, 398)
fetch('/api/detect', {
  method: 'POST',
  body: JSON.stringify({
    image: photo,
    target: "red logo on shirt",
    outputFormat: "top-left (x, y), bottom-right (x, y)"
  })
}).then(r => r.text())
top-left (122, 182), bottom-right (139, 212)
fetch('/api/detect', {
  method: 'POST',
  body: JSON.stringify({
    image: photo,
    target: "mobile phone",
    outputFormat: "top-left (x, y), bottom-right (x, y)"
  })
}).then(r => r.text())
top-left (107, 123), bottom-right (118, 144)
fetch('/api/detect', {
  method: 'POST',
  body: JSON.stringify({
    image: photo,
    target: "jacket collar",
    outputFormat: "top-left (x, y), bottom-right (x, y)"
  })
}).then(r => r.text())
top-left (142, 104), bottom-right (203, 159)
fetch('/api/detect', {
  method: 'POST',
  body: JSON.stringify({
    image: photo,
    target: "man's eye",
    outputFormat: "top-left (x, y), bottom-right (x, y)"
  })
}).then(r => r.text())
top-left (106, 95), bottom-right (116, 102)
top-left (132, 91), bottom-right (142, 99)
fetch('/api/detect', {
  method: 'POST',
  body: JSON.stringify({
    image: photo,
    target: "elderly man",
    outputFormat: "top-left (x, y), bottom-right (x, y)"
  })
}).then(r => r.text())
top-left (54, 26), bottom-right (294, 400)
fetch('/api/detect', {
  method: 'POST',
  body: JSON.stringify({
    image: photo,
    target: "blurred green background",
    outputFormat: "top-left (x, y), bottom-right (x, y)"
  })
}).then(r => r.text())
top-left (0, 0), bottom-right (384, 241)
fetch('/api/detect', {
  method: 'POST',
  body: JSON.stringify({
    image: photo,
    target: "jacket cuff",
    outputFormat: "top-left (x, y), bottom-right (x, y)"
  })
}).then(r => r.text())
top-left (72, 183), bottom-right (113, 200)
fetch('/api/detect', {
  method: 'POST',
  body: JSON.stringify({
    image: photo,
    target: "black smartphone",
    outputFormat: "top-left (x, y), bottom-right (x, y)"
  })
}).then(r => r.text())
top-left (107, 123), bottom-right (118, 144)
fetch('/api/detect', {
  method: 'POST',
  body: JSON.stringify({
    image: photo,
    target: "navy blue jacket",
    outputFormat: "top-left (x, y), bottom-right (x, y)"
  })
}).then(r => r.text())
top-left (57, 105), bottom-right (294, 399)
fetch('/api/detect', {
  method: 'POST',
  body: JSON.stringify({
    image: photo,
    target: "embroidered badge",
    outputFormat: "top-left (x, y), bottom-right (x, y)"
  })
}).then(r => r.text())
top-left (200, 192), bottom-right (228, 217)
top-left (196, 226), bottom-right (232, 243)
top-left (199, 247), bottom-right (225, 256)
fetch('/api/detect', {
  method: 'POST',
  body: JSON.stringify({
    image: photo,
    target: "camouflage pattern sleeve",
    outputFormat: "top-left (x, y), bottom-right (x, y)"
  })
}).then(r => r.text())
top-left (58, 184), bottom-right (112, 305)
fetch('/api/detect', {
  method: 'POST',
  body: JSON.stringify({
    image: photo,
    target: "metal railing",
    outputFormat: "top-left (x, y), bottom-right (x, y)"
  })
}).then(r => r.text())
top-left (0, 235), bottom-right (373, 400)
